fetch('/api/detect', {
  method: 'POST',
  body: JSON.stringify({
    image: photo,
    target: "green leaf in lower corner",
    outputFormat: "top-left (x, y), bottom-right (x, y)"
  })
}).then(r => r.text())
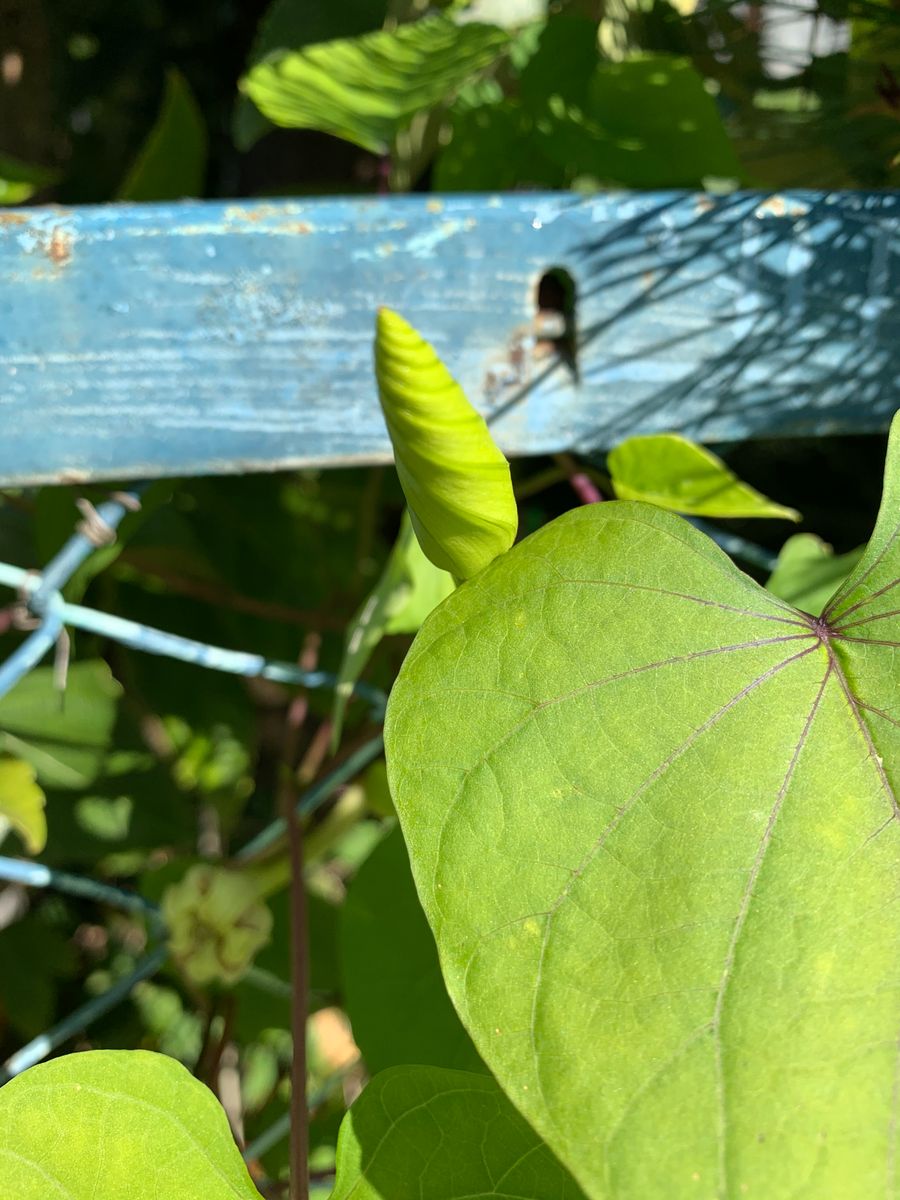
top-left (766, 533), bottom-right (865, 616)
top-left (0, 757), bottom-right (46, 853)
top-left (118, 68), bottom-right (207, 201)
top-left (340, 826), bottom-right (483, 1075)
top-left (240, 15), bottom-right (509, 154)
top-left (385, 414), bottom-right (900, 1197)
top-left (0, 1051), bottom-right (259, 1198)
top-left (608, 432), bottom-right (800, 520)
top-left (331, 1065), bottom-right (586, 1199)
top-left (375, 309), bottom-right (518, 579)
top-left (332, 510), bottom-right (453, 742)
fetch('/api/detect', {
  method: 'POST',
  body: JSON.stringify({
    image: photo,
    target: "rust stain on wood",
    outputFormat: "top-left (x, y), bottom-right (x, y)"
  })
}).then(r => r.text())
top-left (47, 226), bottom-right (72, 266)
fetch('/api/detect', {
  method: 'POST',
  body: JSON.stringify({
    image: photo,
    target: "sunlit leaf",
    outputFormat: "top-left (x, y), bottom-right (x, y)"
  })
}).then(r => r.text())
top-left (118, 68), bottom-right (207, 201)
top-left (0, 757), bottom-right (46, 854)
top-left (0, 1051), bottom-right (259, 1198)
top-left (386, 415), bottom-right (900, 1197)
top-left (332, 1065), bottom-right (585, 1199)
top-left (375, 309), bottom-right (517, 579)
top-left (241, 15), bottom-right (508, 153)
top-left (609, 433), bottom-right (800, 519)
top-left (767, 533), bottom-right (865, 616)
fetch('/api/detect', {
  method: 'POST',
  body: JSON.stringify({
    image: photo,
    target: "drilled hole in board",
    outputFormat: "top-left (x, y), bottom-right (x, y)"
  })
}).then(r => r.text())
top-left (535, 266), bottom-right (578, 379)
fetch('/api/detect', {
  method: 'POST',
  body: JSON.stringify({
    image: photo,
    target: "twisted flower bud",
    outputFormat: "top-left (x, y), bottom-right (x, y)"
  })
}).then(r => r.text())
top-left (162, 864), bottom-right (273, 987)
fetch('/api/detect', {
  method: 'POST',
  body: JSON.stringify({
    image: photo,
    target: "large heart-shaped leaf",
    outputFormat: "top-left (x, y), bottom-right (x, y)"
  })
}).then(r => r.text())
top-left (385, 414), bottom-right (900, 1198)
top-left (331, 1065), bottom-right (585, 1199)
top-left (0, 1050), bottom-right (258, 1198)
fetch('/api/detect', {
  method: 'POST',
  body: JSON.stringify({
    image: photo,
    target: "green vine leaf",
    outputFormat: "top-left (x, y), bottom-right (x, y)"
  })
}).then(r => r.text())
top-left (331, 1065), bottom-right (586, 1199)
top-left (0, 1050), bottom-right (259, 1198)
top-left (241, 16), bottom-right (509, 154)
top-left (608, 433), bottom-right (800, 520)
top-left (767, 533), bottom-right (864, 616)
top-left (386, 414), bottom-right (900, 1198)
top-left (375, 308), bottom-right (517, 579)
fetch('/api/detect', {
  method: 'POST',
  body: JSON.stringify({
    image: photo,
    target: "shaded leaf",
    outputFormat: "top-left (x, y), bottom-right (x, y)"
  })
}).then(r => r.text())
top-left (0, 757), bottom-right (46, 853)
top-left (332, 510), bottom-right (453, 742)
top-left (767, 533), bottom-right (865, 616)
top-left (340, 826), bottom-right (483, 1074)
top-left (118, 68), bottom-right (207, 201)
top-left (438, 52), bottom-right (741, 189)
top-left (0, 152), bottom-right (59, 206)
top-left (0, 661), bottom-right (120, 790)
top-left (375, 309), bottom-right (517, 579)
top-left (609, 433), bottom-right (800, 519)
top-left (332, 1065), bottom-right (585, 1199)
top-left (241, 16), bottom-right (509, 154)
top-left (0, 916), bottom-right (77, 1038)
top-left (0, 1051), bottom-right (258, 1198)
top-left (386, 416), bottom-right (900, 1197)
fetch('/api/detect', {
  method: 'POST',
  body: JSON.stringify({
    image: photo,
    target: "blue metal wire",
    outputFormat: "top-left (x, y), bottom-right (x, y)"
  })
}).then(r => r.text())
top-left (29, 488), bottom-right (144, 613)
top-left (0, 561), bottom-right (387, 717)
top-left (235, 734), bottom-right (385, 862)
top-left (0, 605), bottom-right (64, 700)
top-left (0, 944), bottom-right (169, 1083)
top-left (0, 857), bottom-right (161, 924)
top-left (0, 487), bottom-right (389, 1088)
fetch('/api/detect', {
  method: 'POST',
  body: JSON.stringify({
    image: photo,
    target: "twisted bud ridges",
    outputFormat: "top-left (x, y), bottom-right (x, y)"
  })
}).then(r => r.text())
top-left (162, 864), bottom-right (273, 987)
top-left (374, 308), bottom-right (518, 580)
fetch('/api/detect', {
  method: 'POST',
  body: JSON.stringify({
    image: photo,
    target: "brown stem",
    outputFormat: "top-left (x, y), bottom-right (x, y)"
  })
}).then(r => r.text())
top-left (280, 633), bottom-right (320, 1200)
top-left (116, 552), bottom-right (347, 632)
top-left (554, 453), bottom-right (605, 506)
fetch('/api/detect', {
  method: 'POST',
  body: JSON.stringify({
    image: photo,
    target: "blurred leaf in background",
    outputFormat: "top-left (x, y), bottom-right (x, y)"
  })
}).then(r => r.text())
top-left (241, 15), bottom-right (509, 154)
top-left (118, 68), bottom-right (207, 201)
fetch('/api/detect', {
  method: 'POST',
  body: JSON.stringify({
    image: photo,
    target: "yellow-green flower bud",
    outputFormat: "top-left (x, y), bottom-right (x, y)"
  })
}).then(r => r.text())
top-left (162, 864), bottom-right (273, 987)
top-left (375, 308), bottom-right (518, 580)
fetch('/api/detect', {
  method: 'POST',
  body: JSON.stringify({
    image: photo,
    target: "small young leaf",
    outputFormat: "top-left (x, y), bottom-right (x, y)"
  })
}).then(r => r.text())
top-left (386, 414), bottom-right (900, 1197)
top-left (375, 308), bottom-right (517, 579)
top-left (118, 68), bottom-right (207, 201)
top-left (241, 16), bottom-right (509, 154)
top-left (332, 510), bottom-right (453, 743)
top-left (767, 533), bottom-right (864, 615)
top-left (0, 152), bottom-right (59, 205)
top-left (0, 757), bottom-right (46, 854)
top-left (331, 1065), bottom-right (586, 1199)
top-left (0, 1051), bottom-right (259, 1198)
top-left (609, 432), bottom-right (800, 520)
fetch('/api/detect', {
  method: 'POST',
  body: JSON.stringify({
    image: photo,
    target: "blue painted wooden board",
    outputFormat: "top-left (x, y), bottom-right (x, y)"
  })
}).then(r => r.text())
top-left (0, 191), bottom-right (897, 487)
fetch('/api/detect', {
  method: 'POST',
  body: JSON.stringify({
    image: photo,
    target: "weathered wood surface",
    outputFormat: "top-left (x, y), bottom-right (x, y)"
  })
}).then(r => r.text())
top-left (0, 191), bottom-right (896, 487)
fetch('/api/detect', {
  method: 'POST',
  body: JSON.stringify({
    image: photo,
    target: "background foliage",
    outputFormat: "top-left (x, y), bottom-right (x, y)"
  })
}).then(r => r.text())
top-left (0, 0), bottom-right (896, 1194)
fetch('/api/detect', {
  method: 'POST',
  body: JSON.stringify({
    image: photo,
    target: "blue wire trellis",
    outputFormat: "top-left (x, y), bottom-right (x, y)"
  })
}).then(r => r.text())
top-left (0, 485), bottom-right (774, 1167)
top-left (0, 487), bottom-right (387, 1170)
